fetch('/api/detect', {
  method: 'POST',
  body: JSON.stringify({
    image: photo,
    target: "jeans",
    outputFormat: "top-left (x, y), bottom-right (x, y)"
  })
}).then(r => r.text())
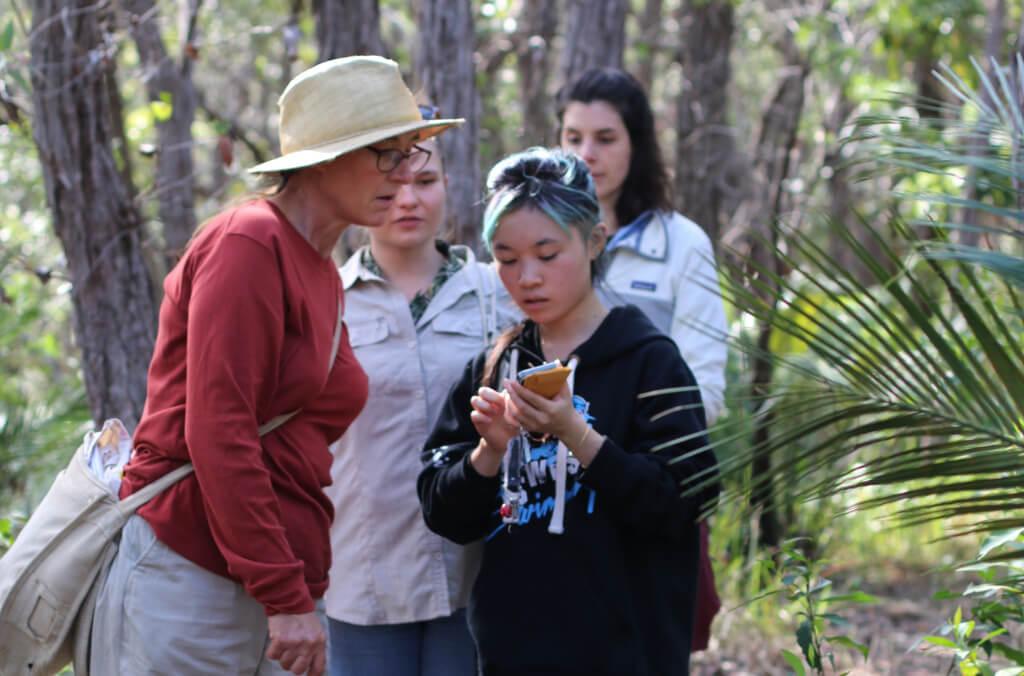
top-left (328, 610), bottom-right (476, 676)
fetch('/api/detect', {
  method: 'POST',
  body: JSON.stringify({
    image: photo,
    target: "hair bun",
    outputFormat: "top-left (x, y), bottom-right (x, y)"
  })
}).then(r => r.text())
top-left (486, 147), bottom-right (591, 196)
top-left (481, 147), bottom-right (601, 254)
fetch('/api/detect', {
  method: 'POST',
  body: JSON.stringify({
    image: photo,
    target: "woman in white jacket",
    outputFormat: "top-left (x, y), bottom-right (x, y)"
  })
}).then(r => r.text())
top-left (558, 68), bottom-right (727, 423)
top-left (325, 106), bottom-right (518, 676)
top-left (558, 67), bottom-right (727, 651)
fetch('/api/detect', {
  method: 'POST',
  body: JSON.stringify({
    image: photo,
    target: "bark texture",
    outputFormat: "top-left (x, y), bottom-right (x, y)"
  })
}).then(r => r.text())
top-left (635, 0), bottom-right (663, 92)
top-left (414, 0), bottom-right (481, 251)
top-left (314, 0), bottom-right (386, 60)
top-left (559, 0), bottom-right (626, 87)
top-left (124, 0), bottom-right (201, 264)
top-left (675, 0), bottom-right (736, 245)
top-left (29, 0), bottom-right (160, 428)
top-left (516, 0), bottom-right (558, 147)
top-left (823, 90), bottom-right (871, 280)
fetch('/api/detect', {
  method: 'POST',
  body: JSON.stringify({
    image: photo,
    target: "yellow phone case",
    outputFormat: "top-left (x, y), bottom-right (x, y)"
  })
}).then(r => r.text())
top-left (521, 366), bottom-right (572, 398)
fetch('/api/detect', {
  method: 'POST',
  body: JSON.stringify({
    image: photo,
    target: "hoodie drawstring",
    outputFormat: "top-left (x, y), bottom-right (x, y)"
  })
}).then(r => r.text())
top-left (499, 346), bottom-right (581, 535)
top-left (500, 349), bottom-right (525, 525)
top-left (548, 356), bottom-right (579, 535)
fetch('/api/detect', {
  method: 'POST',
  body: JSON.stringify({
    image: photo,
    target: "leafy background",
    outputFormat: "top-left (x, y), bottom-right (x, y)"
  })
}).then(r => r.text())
top-left (1, 1), bottom-right (1023, 673)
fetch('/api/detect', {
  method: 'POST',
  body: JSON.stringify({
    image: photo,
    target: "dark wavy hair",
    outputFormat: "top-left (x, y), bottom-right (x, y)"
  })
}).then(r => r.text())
top-left (557, 68), bottom-right (672, 227)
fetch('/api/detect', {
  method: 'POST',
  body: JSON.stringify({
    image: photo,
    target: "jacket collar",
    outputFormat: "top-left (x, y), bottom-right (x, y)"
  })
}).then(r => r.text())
top-left (341, 241), bottom-right (469, 288)
top-left (606, 210), bottom-right (669, 262)
top-left (340, 246), bottom-right (378, 289)
top-left (415, 245), bottom-right (486, 328)
top-left (339, 244), bottom-right (486, 326)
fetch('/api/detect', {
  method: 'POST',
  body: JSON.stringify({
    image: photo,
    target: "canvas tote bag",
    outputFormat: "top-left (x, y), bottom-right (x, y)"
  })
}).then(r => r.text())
top-left (0, 301), bottom-right (343, 676)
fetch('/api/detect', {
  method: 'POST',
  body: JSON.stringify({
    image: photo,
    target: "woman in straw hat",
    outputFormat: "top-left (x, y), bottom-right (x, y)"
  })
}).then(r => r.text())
top-left (89, 56), bottom-right (462, 676)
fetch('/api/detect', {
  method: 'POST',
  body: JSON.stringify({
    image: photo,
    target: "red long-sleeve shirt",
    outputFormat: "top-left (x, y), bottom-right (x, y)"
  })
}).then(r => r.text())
top-left (122, 200), bottom-right (367, 615)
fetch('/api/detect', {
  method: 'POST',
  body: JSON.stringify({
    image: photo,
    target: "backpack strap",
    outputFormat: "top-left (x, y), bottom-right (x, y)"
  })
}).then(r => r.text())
top-left (123, 298), bottom-right (345, 512)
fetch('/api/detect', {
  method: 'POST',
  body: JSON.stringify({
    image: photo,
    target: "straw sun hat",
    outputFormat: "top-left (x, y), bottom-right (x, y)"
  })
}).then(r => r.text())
top-left (249, 55), bottom-right (463, 174)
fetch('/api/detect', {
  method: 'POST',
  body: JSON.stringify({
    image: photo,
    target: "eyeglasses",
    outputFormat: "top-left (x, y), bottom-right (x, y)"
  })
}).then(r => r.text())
top-left (366, 144), bottom-right (432, 173)
top-left (418, 104), bottom-right (441, 120)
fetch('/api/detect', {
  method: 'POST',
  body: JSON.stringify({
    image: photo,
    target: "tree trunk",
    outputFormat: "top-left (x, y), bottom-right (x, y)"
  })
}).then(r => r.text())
top-left (279, 0), bottom-right (303, 93)
top-left (479, 41), bottom-right (516, 172)
top-left (727, 31), bottom-right (811, 549)
top-left (816, 2), bottom-right (883, 283)
top-left (750, 64), bottom-right (808, 550)
top-left (414, 0), bottom-right (481, 251)
top-left (823, 91), bottom-right (872, 279)
top-left (313, 0), bottom-right (386, 61)
top-left (634, 0), bottom-right (663, 92)
top-left (674, 0), bottom-right (735, 246)
top-left (29, 0), bottom-right (160, 428)
top-left (914, 49), bottom-right (945, 122)
top-left (559, 0), bottom-right (627, 87)
top-left (124, 0), bottom-right (202, 266)
top-left (516, 0), bottom-right (558, 147)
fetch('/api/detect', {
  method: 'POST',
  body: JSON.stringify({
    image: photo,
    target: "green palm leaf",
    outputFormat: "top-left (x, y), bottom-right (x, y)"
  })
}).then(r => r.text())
top-left (707, 56), bottom-right (1024, 538)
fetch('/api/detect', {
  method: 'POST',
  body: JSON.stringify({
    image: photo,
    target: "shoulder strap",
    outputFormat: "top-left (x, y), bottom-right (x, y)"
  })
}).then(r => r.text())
top-left (125, 298), bottom-right (346, 511)
top-left (256, 298), bottom-right (344, 436)
top-left (120, 462), bottom-right (196, 513)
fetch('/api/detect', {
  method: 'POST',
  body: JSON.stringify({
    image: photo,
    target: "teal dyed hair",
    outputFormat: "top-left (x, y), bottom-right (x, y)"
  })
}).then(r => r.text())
top-left (482, 147), bottom-right (602, 253)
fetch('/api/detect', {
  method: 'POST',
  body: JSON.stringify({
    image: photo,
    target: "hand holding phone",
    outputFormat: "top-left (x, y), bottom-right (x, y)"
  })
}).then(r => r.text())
top-left (517, 360), bottom-right (572, 398)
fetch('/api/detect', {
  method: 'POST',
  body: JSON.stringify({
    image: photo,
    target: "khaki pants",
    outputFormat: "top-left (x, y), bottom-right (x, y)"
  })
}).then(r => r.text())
top-left (91, 515), bottom-right (326, 675)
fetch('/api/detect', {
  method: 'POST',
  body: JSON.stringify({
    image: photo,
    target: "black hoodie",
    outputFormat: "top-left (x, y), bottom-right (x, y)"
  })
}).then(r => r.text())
top-left (418, 305), bottom-right (719, 676)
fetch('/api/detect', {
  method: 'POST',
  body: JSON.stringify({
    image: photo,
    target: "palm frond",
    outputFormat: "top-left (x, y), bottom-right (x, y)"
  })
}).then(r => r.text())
top-left (707, 54), bottom-right (1024, 539)
top-left (632, 55), bottom-right (1024, 548)
top-left (0, 391), bottom-right (90, 506)
top-left (712, 217), bottom-right (1024, 535)
top-left (923, 244), bottom-right (1024, 288)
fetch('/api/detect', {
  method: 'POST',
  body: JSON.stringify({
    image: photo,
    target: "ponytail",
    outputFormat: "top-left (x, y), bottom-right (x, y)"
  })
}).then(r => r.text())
top-left (482, 321), bottom-right (526, 389)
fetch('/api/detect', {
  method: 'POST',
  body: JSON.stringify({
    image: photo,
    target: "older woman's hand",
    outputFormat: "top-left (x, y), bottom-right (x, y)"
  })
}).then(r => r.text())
top-left (266, 612), bottom-right (326, 676)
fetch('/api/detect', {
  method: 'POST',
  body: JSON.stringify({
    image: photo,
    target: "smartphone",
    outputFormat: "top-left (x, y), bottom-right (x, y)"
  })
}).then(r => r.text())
top-left (517, 360), bottom-right (572, 398)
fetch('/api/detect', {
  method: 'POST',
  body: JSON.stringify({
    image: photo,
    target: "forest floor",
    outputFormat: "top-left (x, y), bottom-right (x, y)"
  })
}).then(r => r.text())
top-left (691, 561), bottom-right (986, 675)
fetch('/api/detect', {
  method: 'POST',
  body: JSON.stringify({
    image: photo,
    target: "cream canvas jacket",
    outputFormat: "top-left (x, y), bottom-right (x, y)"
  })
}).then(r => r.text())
top-left (325, 245), bottom-right (519, 625)
top-left (598, 210), bottom-right (728, 423)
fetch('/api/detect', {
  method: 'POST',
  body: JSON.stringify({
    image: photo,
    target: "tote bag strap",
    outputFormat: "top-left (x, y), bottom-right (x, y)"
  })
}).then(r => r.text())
top-left (256, 298), bottom-right (344, 437)
top-left (122, 298), bottom-right (345, 513)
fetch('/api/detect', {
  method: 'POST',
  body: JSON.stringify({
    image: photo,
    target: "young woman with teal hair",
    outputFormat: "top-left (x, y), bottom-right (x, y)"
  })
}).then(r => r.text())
top-left (418, 147), bottom-right (718, 675)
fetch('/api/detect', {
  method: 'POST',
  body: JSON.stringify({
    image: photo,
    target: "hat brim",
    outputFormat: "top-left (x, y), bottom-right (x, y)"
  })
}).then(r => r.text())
top-left (248, 117), bottom-right (464, 174)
